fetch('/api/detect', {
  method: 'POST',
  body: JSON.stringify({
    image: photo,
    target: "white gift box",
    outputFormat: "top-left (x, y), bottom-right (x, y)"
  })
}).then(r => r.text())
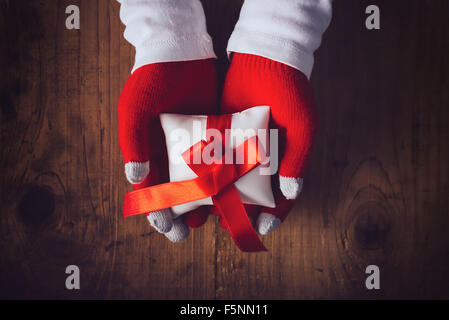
top-left (160, 106), bottom-right (276, 218)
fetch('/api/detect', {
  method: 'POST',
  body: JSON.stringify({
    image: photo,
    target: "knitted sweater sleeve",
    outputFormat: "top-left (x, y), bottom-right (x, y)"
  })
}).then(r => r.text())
top-left (117, 0), bottom-right (216, 73)
top-left (227, 0), bottom-right (333, 79)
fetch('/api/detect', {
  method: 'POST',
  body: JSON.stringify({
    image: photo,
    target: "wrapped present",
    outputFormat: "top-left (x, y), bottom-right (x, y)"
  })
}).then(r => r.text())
top-left (123, 106), bottom-right (276, 252)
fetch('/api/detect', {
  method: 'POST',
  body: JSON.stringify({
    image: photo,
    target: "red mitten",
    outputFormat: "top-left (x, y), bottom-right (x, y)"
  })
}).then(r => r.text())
top-left (220, 53), bottom-right (319, 234)
top-left (118, 59), bottom-right (217, 241)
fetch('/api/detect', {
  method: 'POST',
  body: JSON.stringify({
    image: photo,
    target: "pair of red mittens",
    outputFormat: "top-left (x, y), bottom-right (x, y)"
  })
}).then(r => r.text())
top-left (118, 53), bottom-right (318, 242)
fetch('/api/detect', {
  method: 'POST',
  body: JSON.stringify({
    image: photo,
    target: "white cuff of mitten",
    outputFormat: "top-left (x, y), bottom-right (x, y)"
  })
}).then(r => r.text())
top-left (227, 0), bottom-right (333, 79)
top-left (117, 0), bottom-right (216, 73)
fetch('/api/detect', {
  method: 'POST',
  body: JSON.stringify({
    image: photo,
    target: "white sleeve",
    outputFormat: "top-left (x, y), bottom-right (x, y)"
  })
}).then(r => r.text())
top-left (117, 0), bottom-right (216, 73)
top-left (227, 0), bottom-right (332, 79)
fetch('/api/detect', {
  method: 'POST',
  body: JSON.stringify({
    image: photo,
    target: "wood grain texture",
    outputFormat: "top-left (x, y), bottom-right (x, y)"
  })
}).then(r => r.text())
top-left (0, 0), bottom-right (448, 299)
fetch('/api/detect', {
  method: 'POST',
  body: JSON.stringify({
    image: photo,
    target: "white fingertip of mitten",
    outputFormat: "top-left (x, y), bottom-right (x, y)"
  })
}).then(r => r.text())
top-left (125, 161), bottom-right (150, 184)
top-left (256, 212), bottom-right (281, 235)
top-left (164, 219), bottom-right (190, 243)
top-left (279, 176), bottom-right (304, 200)
top-left (147, 208), bottom-right (173, 233)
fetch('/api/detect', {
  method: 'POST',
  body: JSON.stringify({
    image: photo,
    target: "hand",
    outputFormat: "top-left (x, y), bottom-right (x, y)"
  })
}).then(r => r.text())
top-left (220, 53), bottom-right (319, 234)
top-left (118, 59), bottom-right (217, 241)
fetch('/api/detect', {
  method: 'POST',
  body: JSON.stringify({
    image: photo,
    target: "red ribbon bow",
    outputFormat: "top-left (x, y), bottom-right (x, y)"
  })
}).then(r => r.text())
top-left (123, 114), bottom-right (268, 252)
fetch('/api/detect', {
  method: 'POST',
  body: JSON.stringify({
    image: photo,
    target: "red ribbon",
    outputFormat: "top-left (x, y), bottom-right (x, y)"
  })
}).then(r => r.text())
top-left (123, 114), bottom-right (267, 252)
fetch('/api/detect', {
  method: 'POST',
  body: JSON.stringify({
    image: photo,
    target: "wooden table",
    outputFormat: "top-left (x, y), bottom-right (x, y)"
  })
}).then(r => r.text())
top-left (0, 0), bottom-right (448, 299)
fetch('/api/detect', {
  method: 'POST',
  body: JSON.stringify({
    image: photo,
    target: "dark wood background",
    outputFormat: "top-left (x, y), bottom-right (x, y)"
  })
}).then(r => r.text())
top-left (0, 0), bottom-right (448, 299)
